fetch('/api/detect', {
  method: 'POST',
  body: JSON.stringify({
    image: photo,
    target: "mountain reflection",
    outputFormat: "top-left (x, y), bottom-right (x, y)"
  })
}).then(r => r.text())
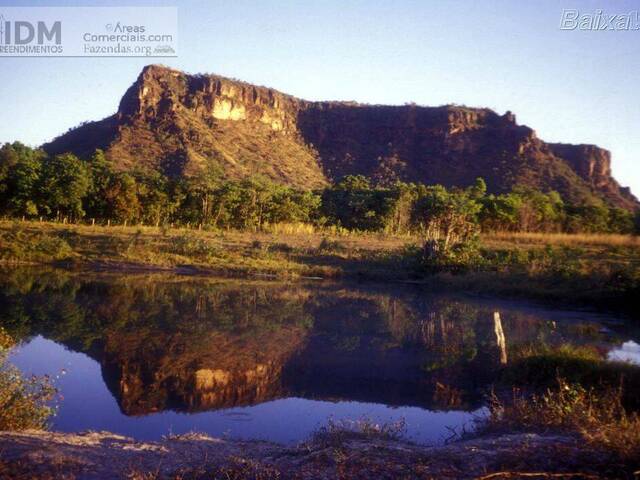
top-left (0, 268), bottom-right (576, 415)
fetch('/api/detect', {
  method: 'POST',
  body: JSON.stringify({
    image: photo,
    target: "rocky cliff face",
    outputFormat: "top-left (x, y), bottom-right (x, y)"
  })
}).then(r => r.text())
top-left (44, 65), bottom-right (637, 209)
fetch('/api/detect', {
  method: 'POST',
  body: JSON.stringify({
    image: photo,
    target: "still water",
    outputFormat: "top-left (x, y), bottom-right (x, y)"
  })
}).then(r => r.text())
top-left (2, 268), bottom-right (638, 445)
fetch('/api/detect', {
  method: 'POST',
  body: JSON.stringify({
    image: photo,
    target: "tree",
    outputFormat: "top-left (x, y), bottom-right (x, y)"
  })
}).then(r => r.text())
top-left (607, 208), bottom-right (634, 234)
top-left (39, 153), bottom-right (90, 220)
top-left (0, 142), bottom-right (45, 217)
top-left (469, 177), bottom-right (487, 200)
top-left (564, 204), bottom-right (609, 233)
top-left (479, 193), bottom-right (522, 231)
top-left (511, 187), bottom-right (564, 232)
top-left (321, 175), bottom-right (398, 231)
top-left (136, 171), bottom-right (177, 226)
top-left (103, 173), bottom-right (140, 223)
top-left (85, 149), bottom-right (114, 220)
top-left (412, 185), bottom-right (481, 251)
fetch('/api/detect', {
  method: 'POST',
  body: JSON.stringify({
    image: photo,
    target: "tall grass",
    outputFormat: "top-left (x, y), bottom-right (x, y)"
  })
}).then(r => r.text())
top-left (262, 222), bottom-right (316, 235)
top-left (481, 378), bottom-right (640, 465)
top-left (484, 231), bottom-right (640, 248)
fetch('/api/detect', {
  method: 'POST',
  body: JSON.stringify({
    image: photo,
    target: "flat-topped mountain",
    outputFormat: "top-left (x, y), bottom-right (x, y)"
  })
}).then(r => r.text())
top-left (44, 65), bottom-right (637, 209)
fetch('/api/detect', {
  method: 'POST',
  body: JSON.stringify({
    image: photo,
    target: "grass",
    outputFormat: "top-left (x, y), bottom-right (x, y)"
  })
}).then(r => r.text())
top-left (476, 343), bottom-right (640, 477)
top-left (480, 378), bottom-right (640, 476)
top-left (485, 231), bottom-right (640, 248)
top-left (501, 343), bottom-right (640, 409)
top-left (0, 220), bottom-right (413, 279)
top-left (309, 417), bottom-right (408, 449)
top-left (0, 220), bottom-right (639, 313)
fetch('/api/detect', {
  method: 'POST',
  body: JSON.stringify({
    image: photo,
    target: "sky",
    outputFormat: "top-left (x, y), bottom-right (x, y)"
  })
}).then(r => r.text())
top-left (0, 0), bottom-right (638, 196)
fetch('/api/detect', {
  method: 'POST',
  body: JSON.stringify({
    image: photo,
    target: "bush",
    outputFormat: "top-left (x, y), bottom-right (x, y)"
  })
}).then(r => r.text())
top-left (0, 329), bottom-right (57, 430)
top-left (171, 235), bottom-right (218, 258)
top-left (0, 229), bottom-right (73, 261)
top-left (317, 237), bottom-right (347, 254)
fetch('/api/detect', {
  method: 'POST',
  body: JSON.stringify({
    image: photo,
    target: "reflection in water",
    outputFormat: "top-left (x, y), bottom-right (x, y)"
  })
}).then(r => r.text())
top-left (608, 341), bottom-right (640, 365)
top-left (493, 312), bottom-right (508, 365)
top-left (0, 268), bottom-right (636, 443)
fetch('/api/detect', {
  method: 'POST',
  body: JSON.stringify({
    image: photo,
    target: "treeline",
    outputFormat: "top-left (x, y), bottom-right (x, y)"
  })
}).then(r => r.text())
top-left (0, 142), bottom-right (638, 234)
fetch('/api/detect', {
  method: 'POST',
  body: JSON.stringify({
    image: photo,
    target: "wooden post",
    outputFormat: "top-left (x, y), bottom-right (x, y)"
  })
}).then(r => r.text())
top-left (124, 220), bottom-right (127, 228)
top-left (493, 311), bottom-right (508, 365)
top-left (107, 219), bottom-right (111, 227)
top-left (91, 218), bottom-right (95, 226)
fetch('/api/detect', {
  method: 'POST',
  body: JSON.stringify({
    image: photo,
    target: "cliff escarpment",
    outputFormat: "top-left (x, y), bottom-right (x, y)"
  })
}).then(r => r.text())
top-left (44, 65), bottom-right (637, 209)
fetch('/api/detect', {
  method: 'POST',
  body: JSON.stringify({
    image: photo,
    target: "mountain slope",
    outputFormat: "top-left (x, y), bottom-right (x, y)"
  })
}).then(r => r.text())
top-left (44, 65), bottom-right (638, 209)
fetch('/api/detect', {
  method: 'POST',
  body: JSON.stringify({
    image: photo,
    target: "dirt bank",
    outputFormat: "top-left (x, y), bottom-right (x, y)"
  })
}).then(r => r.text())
top-left (0, 430), bottom-right (616, 479)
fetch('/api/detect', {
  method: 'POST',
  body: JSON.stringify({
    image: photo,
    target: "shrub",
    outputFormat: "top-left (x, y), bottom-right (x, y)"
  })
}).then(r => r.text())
top-left (0, 329), bottom-right (57, 430)
top-left (310, 417), bottom-right (407, 448)
top-left (317, 237), bottom-right (347, 254)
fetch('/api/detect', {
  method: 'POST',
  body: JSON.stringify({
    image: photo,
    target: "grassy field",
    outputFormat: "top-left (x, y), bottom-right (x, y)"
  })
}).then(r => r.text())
top-left (0, 219), bottom-right (639, 312)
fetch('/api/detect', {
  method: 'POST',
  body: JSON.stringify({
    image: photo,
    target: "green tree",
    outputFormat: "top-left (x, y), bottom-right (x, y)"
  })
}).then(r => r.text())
top-left (85, 149), bottom-right (114, 220)
top-left (135, 171), bottom-right (178, 226)
top-left (607, 208), bottom-right (634, 234)
top-left (511, 187), bottom-right (564, 232)
top-left (565, 204), bottom-right (609, 233)
top-left (0, 142), bottom-right (45, 217)
top-left (479, 193), bottom-right (522, 231)
top-left (412, 185), bottom-right (482, 250)
top-left (321, 175), bottom-right (398, 231)
top-left (40, 153), bottom-right (90, 220)
top-left (104, 173), bottom-right (140, 223)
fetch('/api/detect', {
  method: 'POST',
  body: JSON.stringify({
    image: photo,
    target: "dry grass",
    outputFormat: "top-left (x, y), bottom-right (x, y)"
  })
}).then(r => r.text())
top-left (484, 231), bottom-right (640, 248)
top-left (482, 378), bottom-right (640, 470)
top-left (1, 220), bottom-right (639, 313)
top-left (0, 219), bottom-right (415, 281)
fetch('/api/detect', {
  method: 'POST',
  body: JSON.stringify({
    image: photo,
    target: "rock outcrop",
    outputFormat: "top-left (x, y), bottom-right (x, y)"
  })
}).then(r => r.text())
top-left (44, 65), bottom-right (637, 209)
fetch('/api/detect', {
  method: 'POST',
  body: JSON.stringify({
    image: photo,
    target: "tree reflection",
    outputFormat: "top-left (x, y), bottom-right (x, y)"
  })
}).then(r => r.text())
top-left (0, 268), bottom-right (579, 415)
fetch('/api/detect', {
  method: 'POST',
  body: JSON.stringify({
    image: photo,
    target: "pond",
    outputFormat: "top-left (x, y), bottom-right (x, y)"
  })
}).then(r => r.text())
top-left (2, 268), bottom-right (638, 445)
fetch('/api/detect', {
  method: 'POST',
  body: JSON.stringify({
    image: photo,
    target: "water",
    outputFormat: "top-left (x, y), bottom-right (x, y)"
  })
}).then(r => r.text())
top-left (1, 268), bottom-right (638, 445)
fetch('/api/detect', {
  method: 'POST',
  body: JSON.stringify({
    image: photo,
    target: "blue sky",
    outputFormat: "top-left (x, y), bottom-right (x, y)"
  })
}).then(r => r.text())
top-left (1, 0), bottom-right (638, 195)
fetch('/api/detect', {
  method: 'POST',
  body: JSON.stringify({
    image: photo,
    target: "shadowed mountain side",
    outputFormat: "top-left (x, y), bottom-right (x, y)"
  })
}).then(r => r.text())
top-left (43, 65), bottom-right (637, 209)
